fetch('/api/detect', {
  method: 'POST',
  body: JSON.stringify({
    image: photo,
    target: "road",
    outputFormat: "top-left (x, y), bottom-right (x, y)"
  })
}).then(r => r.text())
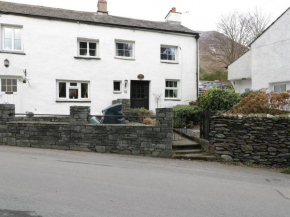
top-left (0, 146), bottom-right (289, 217)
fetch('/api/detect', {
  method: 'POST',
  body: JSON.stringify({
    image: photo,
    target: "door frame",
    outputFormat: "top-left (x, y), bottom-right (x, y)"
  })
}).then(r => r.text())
top-left (0, 76), bottom-right (22, 113)
top-left (130, 80), bottom-right (150, 110)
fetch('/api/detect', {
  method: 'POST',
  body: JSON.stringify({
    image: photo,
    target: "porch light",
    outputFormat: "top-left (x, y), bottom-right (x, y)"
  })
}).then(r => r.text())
top-left (125, 80), bottom-right (128, 88)
top-left (4, 59), bottom-right (9, 68)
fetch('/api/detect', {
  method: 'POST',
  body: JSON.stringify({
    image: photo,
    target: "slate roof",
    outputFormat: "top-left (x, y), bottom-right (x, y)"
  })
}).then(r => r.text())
top-left (0, 1), bottom-right (199, 36)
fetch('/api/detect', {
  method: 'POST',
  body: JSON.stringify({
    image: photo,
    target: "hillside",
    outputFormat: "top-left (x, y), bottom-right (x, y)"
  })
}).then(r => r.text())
top-left (199, 31), bottom-right (228, 72)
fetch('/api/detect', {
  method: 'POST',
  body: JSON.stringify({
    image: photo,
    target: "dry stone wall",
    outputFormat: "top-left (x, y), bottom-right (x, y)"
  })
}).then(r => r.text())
top-left (210, 115), bottom-right (290, 166)
top-left (1, 105), bottom-right (173, 158)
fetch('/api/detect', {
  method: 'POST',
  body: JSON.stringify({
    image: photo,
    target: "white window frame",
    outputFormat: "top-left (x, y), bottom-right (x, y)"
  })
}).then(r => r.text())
top-left (165, 79), bottom-right (180, 100)
top-left (0, 78), bottom-right (18, 93)
top-left (1, 25), bottom-right (24, 52)
top-left (115, 40), bottom-right (135, 60)
top-left (56, 80), bottom-right (91, 101)
top-left (161, 45), bottom-right (178, 63)
top-left (273, 83), bottom-right (288, 93)
top-left (113, 80), bottom-right (122, 93)
top-left (77, 38), bottom-right (99, 58)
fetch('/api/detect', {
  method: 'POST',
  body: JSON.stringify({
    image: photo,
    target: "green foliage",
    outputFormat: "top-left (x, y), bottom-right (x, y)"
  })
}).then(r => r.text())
top-left (282, 167), bottom-right (290, 174)
top-left (200, 68), bottom-right (228, 82)
top-left (197, 88), bottom-right (240, 115)
top-left (173, 105), bottom-right (202, 128)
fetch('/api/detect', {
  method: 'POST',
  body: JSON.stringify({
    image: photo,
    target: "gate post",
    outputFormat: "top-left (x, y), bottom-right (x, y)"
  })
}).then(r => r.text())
top-left (70, 106), bottom-right (91, 125)
top-left (0, 104), bottom-right (15, 125)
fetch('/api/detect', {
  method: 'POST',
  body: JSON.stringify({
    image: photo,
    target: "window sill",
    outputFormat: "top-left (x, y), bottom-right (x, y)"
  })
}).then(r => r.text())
top-left (56, 100), bottom-right (91, 103)
top-left (113, 91), bottom-right (122, 94)
top-left (161, 61), bottom-right (178, 64)
top-left (74, 56), bottom-right (101, 60)
top-left (164, 99), bottom-right (181, 101)
top-left (0, 50), bottom-right (26, 55)
top-left (115, 56), bottom-right (135, 61)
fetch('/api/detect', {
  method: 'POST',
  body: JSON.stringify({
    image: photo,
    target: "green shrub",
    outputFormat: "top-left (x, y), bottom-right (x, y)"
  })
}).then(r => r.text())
top-left (173, 105), bottom-right (202, 128)
top-left (197, 88), bottom-right (240, 115)
top-left (282, 167), bottom-right (290, 174)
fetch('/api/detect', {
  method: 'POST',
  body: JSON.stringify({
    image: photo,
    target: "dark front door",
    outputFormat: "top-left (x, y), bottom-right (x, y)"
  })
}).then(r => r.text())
top-left (130, 81), bottom-right (149, 109)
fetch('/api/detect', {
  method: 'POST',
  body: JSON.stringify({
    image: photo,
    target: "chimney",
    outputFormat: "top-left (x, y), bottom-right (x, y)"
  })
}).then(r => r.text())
top-left (98, 0), bottom-right (108, 14)
top-left (165, 7), bottom-right (181, 24)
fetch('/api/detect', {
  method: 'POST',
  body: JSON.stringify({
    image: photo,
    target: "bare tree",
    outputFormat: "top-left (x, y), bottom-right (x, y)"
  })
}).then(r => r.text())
top-left (207, 8), bottom-right (270, 67)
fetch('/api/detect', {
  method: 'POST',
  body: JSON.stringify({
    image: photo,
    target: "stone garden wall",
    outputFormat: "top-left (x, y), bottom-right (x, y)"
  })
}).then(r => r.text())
top-left (210, 115), bottom-right (290, 166)
top-left (15, 116), bottom-right (70, 122)
top-left (1, 105), bottom-right (173, 158)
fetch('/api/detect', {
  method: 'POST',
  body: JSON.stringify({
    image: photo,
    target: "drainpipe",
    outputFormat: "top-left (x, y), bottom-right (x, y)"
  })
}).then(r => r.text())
top-left (195, 34), bottom-right (200, 99)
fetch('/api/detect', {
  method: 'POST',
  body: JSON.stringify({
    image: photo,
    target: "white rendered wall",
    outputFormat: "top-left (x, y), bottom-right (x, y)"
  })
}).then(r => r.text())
top-left (228, 50), bottom-right (252, 81)
top-left (232, 79), bottom-right (252, 94)
top-left (251, 9), bottom-right (290, 92)
top-left (0, 14), bottom-right (197, 114)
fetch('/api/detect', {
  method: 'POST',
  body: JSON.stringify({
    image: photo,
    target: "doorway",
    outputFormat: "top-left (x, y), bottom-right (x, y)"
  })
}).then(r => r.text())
top-left (130, 80), bottom-right (149, 109)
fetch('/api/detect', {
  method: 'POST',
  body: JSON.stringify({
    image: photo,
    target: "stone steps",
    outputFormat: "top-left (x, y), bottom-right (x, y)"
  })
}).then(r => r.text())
top-left (173, 149), bottom-right (203, 154)
top-left (172, 153), bottom-right (217, 161)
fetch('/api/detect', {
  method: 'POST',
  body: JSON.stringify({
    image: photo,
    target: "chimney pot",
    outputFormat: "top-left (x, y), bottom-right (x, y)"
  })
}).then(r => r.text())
top-left (172, 7), bottom-right (176, 13)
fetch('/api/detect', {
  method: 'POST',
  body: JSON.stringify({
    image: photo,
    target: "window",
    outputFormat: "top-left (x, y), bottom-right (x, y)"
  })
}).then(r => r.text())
top-left (161, 46), bottom-right (177, 61)
top-left (113, 81), bottom-right (122, 93)
top-left (165, 80), bottom-right (179, 99)
top-left (115, 41), bottom-right (134, 58)
top-left (274, 84), bottom-right (287, 93)
top-left (57, 81), bottom-right (90, 101)
top-left (2, 26), bottom-right (23, 51)
top-left (1, 79), bottom-right (17, 93)
top-left (78, 40), bottom-right (98, 57)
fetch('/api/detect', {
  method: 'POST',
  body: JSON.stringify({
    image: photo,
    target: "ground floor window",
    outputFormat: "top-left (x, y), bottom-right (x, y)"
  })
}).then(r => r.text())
top-left (57, 80), bottom-right (90, 101)
top-left (1, 78), bottom-right (17, 93)
top-left (165, 80), bottom-right (179, 99)
top-left (113, 81), bottom-right (122, 93)
top-left (273, 83), bottom-right (287, 93)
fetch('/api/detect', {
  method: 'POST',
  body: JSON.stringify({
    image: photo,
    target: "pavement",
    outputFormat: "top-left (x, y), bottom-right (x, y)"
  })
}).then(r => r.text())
top-left (0, 146), bottom-right (289, 217)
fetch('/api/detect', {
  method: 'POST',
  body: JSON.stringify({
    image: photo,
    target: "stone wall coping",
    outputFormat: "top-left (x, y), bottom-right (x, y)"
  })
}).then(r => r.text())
top-left (214, 113), bottom-right (290, 119)
top-left (7, 121), bottom-right (70, 125)
top-left (7, 121), bottom-right (155, 127)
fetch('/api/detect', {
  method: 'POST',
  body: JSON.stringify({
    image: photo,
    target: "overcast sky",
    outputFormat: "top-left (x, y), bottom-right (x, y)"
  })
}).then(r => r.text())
top-left (2, 0), bottom-right (290, 31)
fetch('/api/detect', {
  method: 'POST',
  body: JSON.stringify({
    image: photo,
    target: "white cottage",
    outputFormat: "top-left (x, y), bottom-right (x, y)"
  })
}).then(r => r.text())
top-left (0, 0), bottom-right (199, 114)
top-left (228, 7), bottom-right (290, 94)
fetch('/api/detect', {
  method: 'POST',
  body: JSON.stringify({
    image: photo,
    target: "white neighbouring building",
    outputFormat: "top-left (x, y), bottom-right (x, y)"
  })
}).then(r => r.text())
top-left (228, 7), bottom-right (290, 94)
top-left (0, 0), bottom-right (199, 114)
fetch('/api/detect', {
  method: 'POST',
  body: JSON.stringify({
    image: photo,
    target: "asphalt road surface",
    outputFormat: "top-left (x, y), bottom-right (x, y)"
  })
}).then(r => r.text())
top-left (0, 146), bottom-right (289, 217)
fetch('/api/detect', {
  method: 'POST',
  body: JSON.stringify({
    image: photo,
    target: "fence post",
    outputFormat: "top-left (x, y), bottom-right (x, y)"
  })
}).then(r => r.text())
top-left (70, 106), bottom-right (91, 125)
top-left (0, 104), bottom-right (15, 125)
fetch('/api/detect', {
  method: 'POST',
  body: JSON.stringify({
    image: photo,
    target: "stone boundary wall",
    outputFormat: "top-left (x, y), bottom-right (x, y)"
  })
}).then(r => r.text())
top-left (0, 104), bottom-right (15, 124)
top-left (210, 115), bottom-right (290, 166)
top-left (1, 105), bottom-right (173, 158)
top-left (15, 116), bottom-right (70, 123)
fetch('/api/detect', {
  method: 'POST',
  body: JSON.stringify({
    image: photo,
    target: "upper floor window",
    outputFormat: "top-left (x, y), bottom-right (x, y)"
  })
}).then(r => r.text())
top-left (2, 26), bottom-right (23, 51)
top-left (273, 83), bottom-right (287, 93)
top-left (161, 46), bottom-right (177, 62)
top-left (78, 40), bottom-right (98, 57)
top-left (115, 40), bottom-right (134, 59)
top-left (57, 80), bottom-right (90, 101)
